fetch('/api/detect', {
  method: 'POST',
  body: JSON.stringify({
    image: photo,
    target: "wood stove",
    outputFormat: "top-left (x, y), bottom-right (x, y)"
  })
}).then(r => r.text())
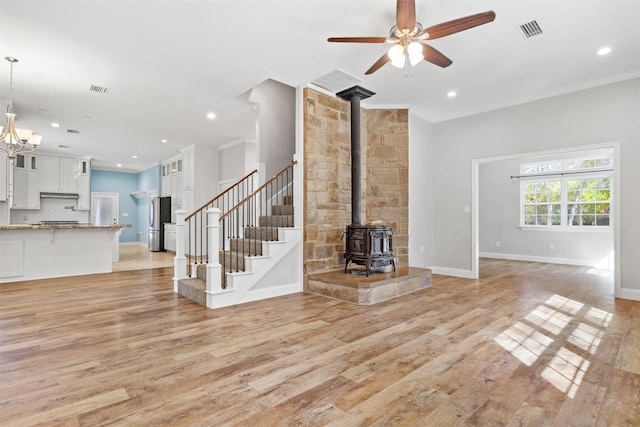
top-left (337, 85), bottom-right (396, 276)
top-left (344, 224), bottom-right (395, 276)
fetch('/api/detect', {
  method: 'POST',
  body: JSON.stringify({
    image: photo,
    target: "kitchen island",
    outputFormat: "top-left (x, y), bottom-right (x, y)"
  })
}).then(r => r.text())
top-left (0, 223), bottom-right (130, 283)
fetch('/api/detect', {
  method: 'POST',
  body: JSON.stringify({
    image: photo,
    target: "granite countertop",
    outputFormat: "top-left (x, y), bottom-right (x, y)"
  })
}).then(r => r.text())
top-left (0, 224), bottom-right (132, 230)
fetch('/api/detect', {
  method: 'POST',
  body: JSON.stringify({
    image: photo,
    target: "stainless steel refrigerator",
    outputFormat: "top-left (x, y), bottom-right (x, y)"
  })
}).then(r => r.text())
top-left (149, 196), bottom-right (172, 251)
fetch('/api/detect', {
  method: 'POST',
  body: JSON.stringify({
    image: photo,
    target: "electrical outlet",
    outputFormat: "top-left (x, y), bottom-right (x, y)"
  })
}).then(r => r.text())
top-left (549, 243), bottom-right (555, 250)
top-left (496, 241), bottom-right (501, 247)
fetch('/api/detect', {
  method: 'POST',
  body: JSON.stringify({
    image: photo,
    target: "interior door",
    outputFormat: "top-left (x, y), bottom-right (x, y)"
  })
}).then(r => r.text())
top-left (91, 192), bottom-right (119, 225)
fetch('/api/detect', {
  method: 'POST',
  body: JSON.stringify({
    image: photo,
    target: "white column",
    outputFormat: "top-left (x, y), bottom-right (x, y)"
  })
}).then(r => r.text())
top-left (206, 208), bottom-right (222, 308)
top-left (173, 209), bottom-right (187, 292)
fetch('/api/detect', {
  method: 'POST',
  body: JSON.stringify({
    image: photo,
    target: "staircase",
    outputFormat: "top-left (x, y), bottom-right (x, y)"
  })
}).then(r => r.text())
top-left (174, 162), bottom-right (301, 309)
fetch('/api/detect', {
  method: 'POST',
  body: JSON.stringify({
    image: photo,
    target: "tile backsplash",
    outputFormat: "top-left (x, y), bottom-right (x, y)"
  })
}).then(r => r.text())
top-left (10, 198), bottom-right (90, 224)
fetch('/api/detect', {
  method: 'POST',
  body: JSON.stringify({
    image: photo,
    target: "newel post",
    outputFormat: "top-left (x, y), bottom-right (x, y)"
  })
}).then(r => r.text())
top-left (173, 209), bottom-right (187, 293)
top-left (206, 208), bottom-right (223, 308)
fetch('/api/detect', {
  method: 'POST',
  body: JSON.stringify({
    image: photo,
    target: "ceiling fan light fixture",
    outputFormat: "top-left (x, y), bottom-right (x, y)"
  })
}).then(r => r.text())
top-left (407, 42), bottom-right (423, 66)
top-left (388, 45), bottom-right (406, 68)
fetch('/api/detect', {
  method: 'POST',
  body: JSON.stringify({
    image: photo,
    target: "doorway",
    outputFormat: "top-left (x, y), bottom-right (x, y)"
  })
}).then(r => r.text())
top-left (91, 192), bottom-right (119, 225)
top-left (471, 142), bottom-right (620, 297)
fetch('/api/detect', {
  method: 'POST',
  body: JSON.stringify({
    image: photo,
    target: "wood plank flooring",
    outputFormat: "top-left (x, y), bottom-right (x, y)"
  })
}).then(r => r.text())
top-left (112, 245), bottom-right (174, 272)
top-left (1, 259), bottom-right (638, 426)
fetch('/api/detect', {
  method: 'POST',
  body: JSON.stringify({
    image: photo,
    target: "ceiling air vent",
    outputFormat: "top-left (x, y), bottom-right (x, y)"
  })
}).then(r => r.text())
top-left (310, 69), bottom-right (363, 94)
top-left (66, 129), bottom-right (79, 134)
top-left (518, 20), bottom-right (543, 38)
top-left (89, 84), bottom-right (110, 94)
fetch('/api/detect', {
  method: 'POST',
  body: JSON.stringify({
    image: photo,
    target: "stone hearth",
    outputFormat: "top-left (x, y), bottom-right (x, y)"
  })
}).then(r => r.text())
top-left (305, 266), bottom-right (431, 305)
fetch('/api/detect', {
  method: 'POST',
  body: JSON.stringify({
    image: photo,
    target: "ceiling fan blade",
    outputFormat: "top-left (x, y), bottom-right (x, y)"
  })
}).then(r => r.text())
top-left (396, 0), bottom-right (416, 32)
top-left (421, 44), bottom-right (452, 68)
top-left (327, 37), bottom-right (388, 43)
top-left (365, 52), bottom-right (392, 75)
top-left (418, 10), bottom-right (496, 40)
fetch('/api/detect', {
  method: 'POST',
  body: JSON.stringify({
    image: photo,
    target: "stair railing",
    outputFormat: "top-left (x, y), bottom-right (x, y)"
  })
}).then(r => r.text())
top-left (183, 169), bottom-right (258, 276)
top-left (218, 161), bottom-right (297, 288)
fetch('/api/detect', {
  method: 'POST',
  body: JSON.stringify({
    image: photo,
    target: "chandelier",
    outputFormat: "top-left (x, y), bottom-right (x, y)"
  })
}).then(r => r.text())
top-left (0, 57), bottom-right (42, 160)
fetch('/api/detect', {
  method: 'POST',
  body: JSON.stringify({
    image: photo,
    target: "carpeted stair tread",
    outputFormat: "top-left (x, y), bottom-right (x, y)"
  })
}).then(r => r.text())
top-left (229, 238), bottom-right (263, 255)
top-left (177, 278), bottom-right (206, 306)
top-left (271, 204), bottom-right (294, 215)
top-left (244, 226), bottom-right (280, 241)
top-left (220, 250), bottom-right (246, 271)
top-left (259, 215), bottom-right (294, 228)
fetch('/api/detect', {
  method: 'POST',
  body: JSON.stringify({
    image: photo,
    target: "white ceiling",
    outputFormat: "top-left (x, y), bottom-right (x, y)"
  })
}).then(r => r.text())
top-left (1, 1), bottom-right (639, 172)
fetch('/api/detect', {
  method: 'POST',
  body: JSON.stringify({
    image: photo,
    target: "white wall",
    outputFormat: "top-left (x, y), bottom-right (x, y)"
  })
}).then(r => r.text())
top-left (479, 157), bottom-right (613, 265)
top-left (408, 114), bottom-right (436, 267)
top-left (421, 78), bottom-right (639, 297)
top-left (248, 79), bottom-right (296, 178)
top-left (218, 140), bottom-right (257, 185)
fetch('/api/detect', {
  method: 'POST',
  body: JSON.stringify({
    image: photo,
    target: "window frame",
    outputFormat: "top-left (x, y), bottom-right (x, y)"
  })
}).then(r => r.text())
top-left (519, 156), bottom-right (613, 232)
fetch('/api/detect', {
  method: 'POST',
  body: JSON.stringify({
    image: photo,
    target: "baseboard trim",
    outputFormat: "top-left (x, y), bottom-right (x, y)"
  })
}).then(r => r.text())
top-left (120, 242), bottom-right (147, 247)
top-left (616, 287), bottom-right (640, 301)
top-left (479, 251), bottom-right (605, 268)
top-left (429, 266), bottom-right (475, 279)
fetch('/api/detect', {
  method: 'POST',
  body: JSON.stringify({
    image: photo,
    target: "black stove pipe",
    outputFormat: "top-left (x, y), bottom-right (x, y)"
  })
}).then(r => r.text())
top-left (336, 86), bottom-right (375, 225)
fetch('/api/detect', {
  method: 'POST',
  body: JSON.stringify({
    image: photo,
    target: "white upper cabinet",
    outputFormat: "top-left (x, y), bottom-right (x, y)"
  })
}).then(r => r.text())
top-left (12, 154), bottom-right (39, 209)
top-left (39, 155), bottom-right (78, 193)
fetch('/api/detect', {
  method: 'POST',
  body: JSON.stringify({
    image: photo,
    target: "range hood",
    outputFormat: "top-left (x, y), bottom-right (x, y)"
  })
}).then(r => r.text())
top-left (40, 192), bottom-right (79, 199)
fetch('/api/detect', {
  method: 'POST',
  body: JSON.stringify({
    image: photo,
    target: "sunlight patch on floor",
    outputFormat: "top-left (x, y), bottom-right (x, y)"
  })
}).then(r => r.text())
top-left (587, 250), bottom-right (614, 276)
top-left (493, 321), bottom-right (553, 366)
top-left (493, 294), bottom-right (612, 399)
top-left (542, 347), bottom-right (590, 398)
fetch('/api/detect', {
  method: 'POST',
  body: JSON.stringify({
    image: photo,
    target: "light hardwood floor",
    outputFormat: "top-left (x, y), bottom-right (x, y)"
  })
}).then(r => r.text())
top-left (112, 245), bottom-right (175, 272)
top-left (0, 259), bottom-right (638, 426)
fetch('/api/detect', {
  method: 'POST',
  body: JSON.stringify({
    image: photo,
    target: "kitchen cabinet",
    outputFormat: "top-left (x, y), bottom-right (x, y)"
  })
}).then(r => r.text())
top-left (171, 169), bottom-right (182, 206)
top-left (164, 223), bottom-right (176, 252)
top-left (77, 159), bottom-right (91, 211)
top-left (39, 155), bottom-right (78, 193)
top-left (12, 154), bottom-right (39, 209)
top-left (161, 162), bottom-right (171, 197)
top-left (182, 149), bottom-right (194, 190)
top-left (161, 155), bottom-right (183, 222)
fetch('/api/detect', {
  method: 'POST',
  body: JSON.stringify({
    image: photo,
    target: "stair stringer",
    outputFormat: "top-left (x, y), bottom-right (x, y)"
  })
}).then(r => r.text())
top-left (206, 227), bottom-right (302, 309)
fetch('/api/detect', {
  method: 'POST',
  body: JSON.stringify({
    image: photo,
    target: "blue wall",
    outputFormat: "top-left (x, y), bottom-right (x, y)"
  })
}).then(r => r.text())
top-left (91, 164), bottom-right (161, 243)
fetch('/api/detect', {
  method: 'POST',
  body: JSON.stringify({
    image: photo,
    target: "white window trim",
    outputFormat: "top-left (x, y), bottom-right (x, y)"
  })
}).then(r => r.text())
top-left (519, 160), bottom-right (613, 231)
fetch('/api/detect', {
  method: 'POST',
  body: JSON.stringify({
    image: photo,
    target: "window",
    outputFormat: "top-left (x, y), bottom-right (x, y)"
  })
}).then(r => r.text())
top-left (520, 155), bottom-right (612, 229)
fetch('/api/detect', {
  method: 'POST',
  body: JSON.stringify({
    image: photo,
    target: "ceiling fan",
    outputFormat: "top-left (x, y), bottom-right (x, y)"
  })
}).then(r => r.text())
top-left (328, 0), bottom-right (496, 74)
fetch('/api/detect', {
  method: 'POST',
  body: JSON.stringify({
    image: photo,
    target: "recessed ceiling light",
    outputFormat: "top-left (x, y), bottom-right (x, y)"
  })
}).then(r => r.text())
top-left (116, 163), bottom-right (122, 168)
top-left (597, 46), bottom-right (611, 56)
top-left (132, 155), bottom-right (138, 159)
top-left (206, 112), bottom-right (216, 120)
top-left (161, 139), bottom-right (168, 143)
top-left (51, 122), bottom-right (60, 128)
top-left (447, 91), bottom-right (457, 98)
